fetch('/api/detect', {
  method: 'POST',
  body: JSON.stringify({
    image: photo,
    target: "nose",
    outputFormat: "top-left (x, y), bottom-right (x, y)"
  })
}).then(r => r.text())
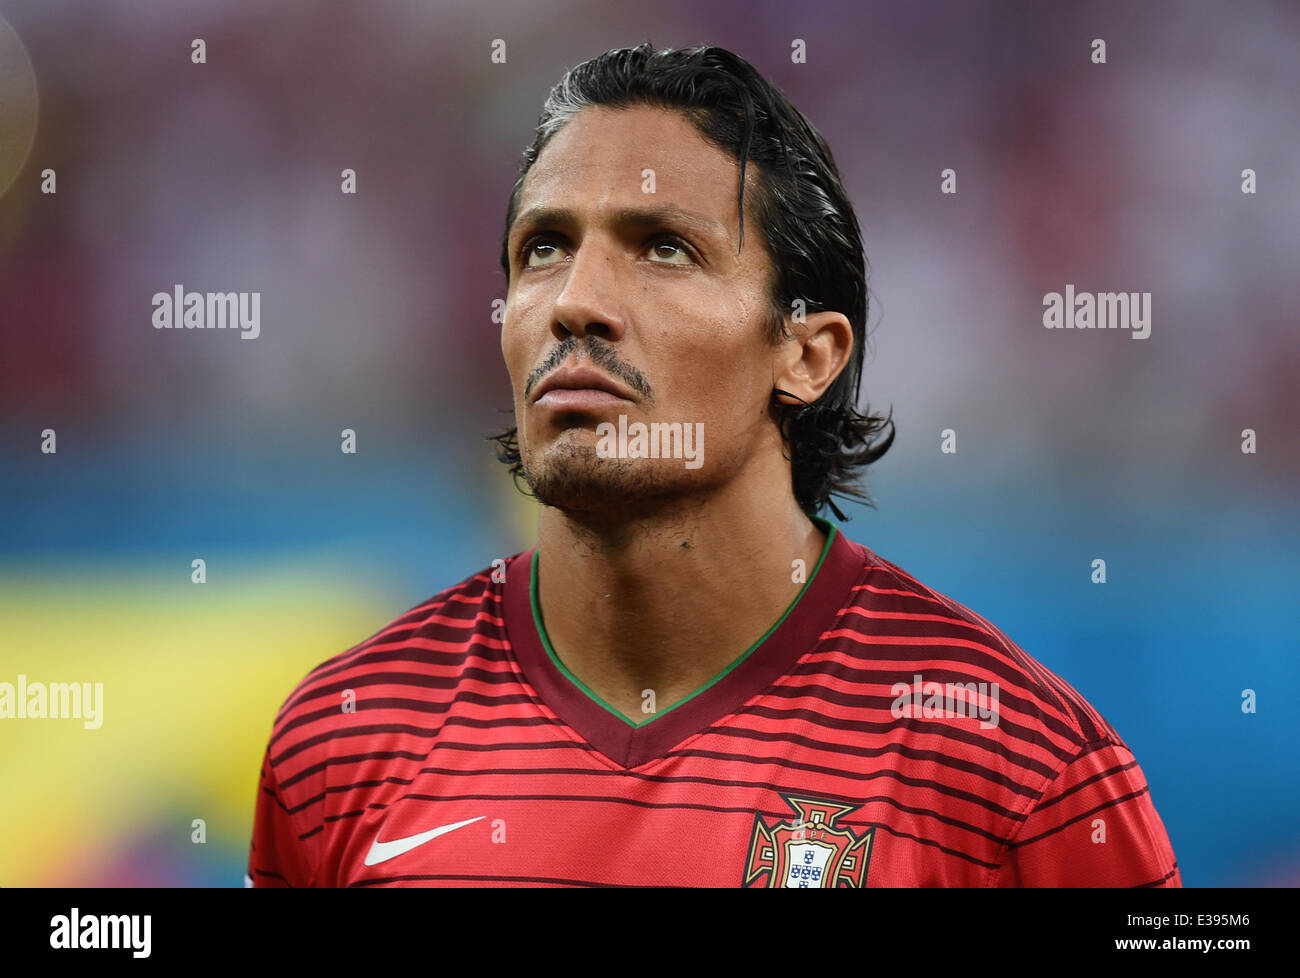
top-left (549, 235), bottom-right (626, 345)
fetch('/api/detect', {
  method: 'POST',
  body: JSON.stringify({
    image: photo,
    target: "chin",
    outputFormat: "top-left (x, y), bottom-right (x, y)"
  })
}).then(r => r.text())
top-left (522, 446), bottom-right (686, 512)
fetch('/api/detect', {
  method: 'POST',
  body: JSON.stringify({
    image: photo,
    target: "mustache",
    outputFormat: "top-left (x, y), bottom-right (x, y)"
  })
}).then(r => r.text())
top-left (525, 336), bottom-right (653, 402)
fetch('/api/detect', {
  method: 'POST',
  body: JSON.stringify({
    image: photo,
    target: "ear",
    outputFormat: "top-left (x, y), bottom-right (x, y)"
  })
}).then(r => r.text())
top-left (772, 310), bottom-right (854, 406)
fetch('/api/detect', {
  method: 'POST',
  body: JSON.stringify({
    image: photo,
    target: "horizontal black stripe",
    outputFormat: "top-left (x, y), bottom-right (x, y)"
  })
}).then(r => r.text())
top-left (250, 868), bottom-right (293, 886)
top-left (1032, 757), bottom-right (1139, 814)
top-left (805, 642), bottom-right (1082, 751)
top-left (1029, 664), bottom-right (1105, 744)
top-left (281, 749), bottom-right (427, 790)
top-left (292, 795), bottom-right (996, 874)
top-left (294, 745), bottom-right (1029, 825)
top-left (273, 688), bottom-right (548, 746)
top-left (262, 785), bottom-right (291, 816)
top-left (349, 873), bottom-right (634, 888)
top-left (735, 700), bottom-right (1062, 777)
top-left (277, 678), bottom-right (1075, 784)
top-left (285, 586), bottom-right (499, 707)
top-left (272, 727), bottom-right (1036, 821)
top-left (291, 641), bottom-right (513, 696)
top-left (699, 724), bottom-right (1043, 800)
top-left (278, 732), bottom-right (597, 771)
top-left (1008, 786), bottom-right (1152, 849)
top-left (282, 640), bottom-right (514, 718)
top-left (323, 802), bottom-right (389, 823)
top-left (664, 747), bottom-right (1028, 820)
top-left (277, 738), bottom-right (602, 792)
top-left (864, 822), bottom-right (998, 871)
top-left (321, 793), bottom-right (993, 866)
top-left (1133, 862), bottom-right (1180, 888)
top-left (287, 767), bottom-right (1012, 847)
top-left (829, 610), bottom-right (1055, 670)
top-left (962, 609), bottom-right (1113, 746)
top-left (271, 712), bottom-right (573, 765)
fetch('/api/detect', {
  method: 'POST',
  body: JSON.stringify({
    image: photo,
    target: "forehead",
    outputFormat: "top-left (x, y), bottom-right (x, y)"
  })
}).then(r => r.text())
top-left (513, 105), bottom-right (747, 241)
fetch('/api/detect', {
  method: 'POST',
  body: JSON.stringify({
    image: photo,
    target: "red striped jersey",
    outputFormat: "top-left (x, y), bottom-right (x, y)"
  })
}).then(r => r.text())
top-left (248, 517), bottom-right (1181, 887)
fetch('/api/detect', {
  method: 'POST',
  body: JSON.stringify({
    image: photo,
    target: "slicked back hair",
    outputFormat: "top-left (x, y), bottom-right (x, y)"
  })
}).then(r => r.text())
top-left (493, 42), bottom-right (894, 520)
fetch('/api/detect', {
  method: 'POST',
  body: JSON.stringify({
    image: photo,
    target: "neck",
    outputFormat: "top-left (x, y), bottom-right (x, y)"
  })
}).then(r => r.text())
top-left (534, 474), bottom-right (827, 723)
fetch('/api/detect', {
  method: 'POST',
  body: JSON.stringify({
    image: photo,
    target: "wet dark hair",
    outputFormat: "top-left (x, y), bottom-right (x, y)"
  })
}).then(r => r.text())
top-left (491, 41), bottom-right (894, 520)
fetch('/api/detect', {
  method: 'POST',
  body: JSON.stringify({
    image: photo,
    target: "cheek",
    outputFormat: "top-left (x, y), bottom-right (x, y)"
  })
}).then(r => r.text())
top-left (652, 309), bottom-right (769, 419)
top-left (501, 298), bottom-right (536, 392)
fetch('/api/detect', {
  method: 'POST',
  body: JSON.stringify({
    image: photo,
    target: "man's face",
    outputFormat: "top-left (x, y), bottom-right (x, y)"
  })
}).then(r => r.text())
top-left (502, 105), bottom-right (783, 514)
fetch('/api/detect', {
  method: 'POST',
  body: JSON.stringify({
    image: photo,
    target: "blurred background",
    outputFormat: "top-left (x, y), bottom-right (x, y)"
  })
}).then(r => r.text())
top-left (0, 0), bottom-right (1296, 887)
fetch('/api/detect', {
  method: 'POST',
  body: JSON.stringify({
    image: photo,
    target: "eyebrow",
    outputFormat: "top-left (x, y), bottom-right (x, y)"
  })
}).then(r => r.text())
top-left (509, 204), bottom-right (728, 252)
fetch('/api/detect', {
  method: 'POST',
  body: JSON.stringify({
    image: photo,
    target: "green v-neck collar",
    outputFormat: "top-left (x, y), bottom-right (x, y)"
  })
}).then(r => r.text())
top-left (527, 518), bottom-right (838, 728)
top-left (501, 515), bottom-right (867, 769)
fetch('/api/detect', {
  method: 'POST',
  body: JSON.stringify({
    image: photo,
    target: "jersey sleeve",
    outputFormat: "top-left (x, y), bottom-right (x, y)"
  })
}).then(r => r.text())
top-left (997, 739), bottom-right (1182, 887)
top-left (247, 742), bottom-right (318, 888)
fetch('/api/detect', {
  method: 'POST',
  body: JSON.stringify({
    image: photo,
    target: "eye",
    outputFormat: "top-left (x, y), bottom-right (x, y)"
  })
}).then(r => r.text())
top-left (517, 233), bottom-right (698, 270)
top-left (646, 235), bottom-right (697, 265)
top-left (520, 235), bottom-right (567, 269)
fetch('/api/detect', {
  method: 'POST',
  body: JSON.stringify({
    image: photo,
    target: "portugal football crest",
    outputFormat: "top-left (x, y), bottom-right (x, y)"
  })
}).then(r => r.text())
top-left (743, 795), bottom-right (874, 888)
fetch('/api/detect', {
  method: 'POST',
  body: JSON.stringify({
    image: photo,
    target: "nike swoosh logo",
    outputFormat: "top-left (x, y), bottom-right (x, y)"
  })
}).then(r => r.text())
top-left (364, 816), bottom-right (485, 866)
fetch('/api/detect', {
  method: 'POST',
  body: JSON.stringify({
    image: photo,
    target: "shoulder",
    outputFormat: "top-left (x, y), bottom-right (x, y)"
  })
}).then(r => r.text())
top-left (831, 538), bottom-right (1184, 884)
top-left (834, 534), bottom-right (1124, 754)
top-left (248, 559), bottom-right (523, 886)
top-left (264, 559), bottom-right (513, 764)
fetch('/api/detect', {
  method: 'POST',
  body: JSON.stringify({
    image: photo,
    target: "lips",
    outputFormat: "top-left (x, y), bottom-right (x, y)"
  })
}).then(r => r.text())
top-left (530, 365), bottom-right (635, 407)
top-left (535, 388), bottom-right (630, 411)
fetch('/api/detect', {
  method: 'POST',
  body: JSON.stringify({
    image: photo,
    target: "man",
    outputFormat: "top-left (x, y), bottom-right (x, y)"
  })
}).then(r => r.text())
top-left (248, 43), bottom-right (1180, 887)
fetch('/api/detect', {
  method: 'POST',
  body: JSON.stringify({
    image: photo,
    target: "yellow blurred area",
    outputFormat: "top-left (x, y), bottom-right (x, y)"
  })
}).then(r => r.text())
top-left (0, 559), bottom-right (396, 886)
